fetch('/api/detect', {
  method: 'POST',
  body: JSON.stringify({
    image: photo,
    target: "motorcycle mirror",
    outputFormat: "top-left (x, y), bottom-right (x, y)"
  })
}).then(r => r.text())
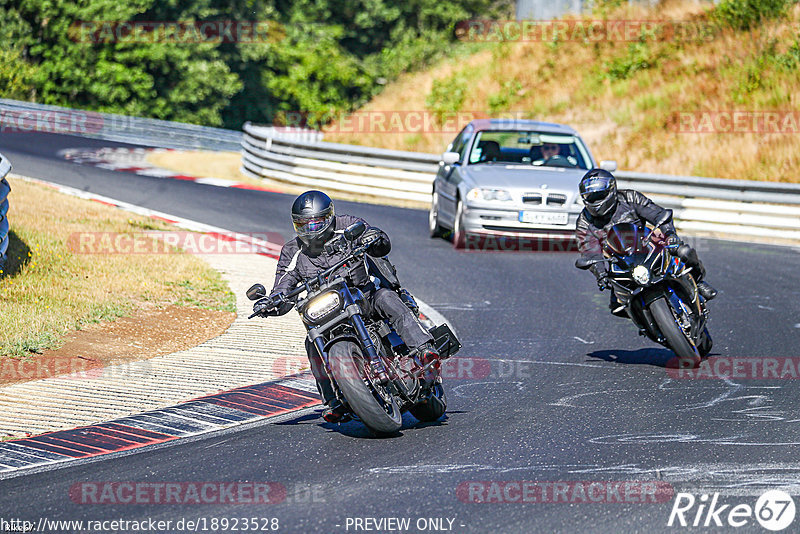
top-left (344, 221), bottom-right (366, 241)
top-left (246, 283), bottom-right (266, 301)
top-left (575, 257), bottom-right (596, 270)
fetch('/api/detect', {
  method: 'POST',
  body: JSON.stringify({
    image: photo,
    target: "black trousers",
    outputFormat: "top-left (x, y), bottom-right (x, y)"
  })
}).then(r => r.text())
top-left (305, 287), bottom-right (433, 405)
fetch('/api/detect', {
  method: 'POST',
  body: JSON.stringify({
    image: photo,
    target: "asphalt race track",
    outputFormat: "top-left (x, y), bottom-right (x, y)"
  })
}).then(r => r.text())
top-left (2, 131), bottom-right (800, 533)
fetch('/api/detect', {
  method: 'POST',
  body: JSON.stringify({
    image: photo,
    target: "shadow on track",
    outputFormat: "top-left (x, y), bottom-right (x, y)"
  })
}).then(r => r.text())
top-left (586, 347), bottom-right (677, 367)
top-left (274, 410), bottom-right (451, 439)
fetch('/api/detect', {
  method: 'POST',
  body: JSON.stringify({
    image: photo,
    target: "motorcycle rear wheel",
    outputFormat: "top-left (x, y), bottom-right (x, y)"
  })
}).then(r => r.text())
top-left (328, 341), bottom-right (402, 435)
top-left (650, 297), bottom-right (701, 368)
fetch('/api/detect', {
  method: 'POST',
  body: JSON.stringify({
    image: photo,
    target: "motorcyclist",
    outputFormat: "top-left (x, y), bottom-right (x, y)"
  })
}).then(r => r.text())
top-left (575, 169), bottom-right (717, 316)
top-left (255, 190), bottom-right (440, 423)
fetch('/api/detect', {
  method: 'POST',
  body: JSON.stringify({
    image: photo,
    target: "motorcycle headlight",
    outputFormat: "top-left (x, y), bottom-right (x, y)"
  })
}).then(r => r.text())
top-left (632, 265), bottom-right (651, 285)
top-left (466, 188), bottom-right (513, 202)
top-left (305, 291), bottom-right (341, 322)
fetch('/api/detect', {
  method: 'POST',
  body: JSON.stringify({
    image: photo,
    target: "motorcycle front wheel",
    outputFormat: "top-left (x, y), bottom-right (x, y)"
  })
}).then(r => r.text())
top-left (650, 297), bottom-right (701, 368)
top-left (328, 341), bottom-right (402, 435)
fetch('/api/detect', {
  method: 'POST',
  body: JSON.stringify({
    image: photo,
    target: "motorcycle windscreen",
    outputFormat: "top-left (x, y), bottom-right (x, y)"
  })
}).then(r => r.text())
top-left (604, 223), bottom-right (651, 256)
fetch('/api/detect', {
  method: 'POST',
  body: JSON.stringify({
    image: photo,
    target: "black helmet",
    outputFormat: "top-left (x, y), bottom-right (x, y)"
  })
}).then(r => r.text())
top-left (579, 169), bottom-right (618, 218)
top-left (291, 190), bottom-right (335, 248)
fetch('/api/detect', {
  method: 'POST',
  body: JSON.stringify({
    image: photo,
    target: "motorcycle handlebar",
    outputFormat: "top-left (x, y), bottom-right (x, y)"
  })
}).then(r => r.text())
top-left (252, 241), bottom-right (371, 317)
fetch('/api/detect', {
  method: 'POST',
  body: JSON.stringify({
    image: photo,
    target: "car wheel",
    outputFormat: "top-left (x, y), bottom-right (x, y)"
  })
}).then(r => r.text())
top-left (452, 198), bottom-right (466, 249)
top-left (429, 191), bottom-right (444, 238)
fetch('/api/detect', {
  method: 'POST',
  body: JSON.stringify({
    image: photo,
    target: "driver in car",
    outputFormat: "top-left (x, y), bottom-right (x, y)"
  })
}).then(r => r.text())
top-left (541, 142), bottom-right (560, 160)
top-left (532, 142), bottom-right (577, 167)
top-left (575, 169), bottom-right (717, 316)
top-left (257, 190), bottom-right (440, 423)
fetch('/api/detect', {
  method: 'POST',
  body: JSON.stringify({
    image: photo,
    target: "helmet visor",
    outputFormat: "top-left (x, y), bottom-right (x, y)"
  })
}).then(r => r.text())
top-left (583, 190), bottom-right (611, 203)
top-left (293, 213), bottom-right (333, 237)
top-left (581, 174), bottom-right (614, 202)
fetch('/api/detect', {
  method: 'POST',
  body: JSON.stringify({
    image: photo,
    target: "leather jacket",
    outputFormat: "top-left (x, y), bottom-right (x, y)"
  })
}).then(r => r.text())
top-left (269, 214), bottom-right (390, 315)
top-left (575, 189), bottom-right (676, 278)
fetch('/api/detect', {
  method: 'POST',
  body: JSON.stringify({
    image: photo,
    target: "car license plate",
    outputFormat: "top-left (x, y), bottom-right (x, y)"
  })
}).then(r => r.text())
top-left (519, 211), bottom-right (569, 225)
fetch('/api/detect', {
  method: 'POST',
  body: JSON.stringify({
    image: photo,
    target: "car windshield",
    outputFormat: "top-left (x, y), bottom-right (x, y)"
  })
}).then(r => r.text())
top-left (467, 130), bottom-right (591, 169)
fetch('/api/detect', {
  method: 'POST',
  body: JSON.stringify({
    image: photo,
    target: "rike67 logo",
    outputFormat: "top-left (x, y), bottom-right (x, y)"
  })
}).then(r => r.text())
top-left (668, 490), bottom-right (796, 531)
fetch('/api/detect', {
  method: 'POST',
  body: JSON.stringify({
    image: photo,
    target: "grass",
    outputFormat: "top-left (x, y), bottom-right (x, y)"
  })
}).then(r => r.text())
top-left (0, 177), bottom-right (235, 359)
top-left (322, 0), bottom-right (800, 182)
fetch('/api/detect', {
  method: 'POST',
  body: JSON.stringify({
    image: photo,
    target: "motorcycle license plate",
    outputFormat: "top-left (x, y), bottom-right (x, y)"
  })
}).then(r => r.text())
top-left (519, 211), bottom-right (569, 225)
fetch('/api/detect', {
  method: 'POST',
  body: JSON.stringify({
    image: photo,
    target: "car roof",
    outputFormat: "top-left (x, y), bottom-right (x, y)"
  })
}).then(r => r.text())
top-left (468, 119), bottom-right (577, 135)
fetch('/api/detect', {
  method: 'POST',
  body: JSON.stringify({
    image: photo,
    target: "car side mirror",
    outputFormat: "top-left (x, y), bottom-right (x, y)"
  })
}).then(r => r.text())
top-left (599, 160), bottom-right (617, 172)
top-left (246, 283), bottom-right (266, 301)
top-left (442, 152), bottom-right (460, 165)
top-left (344, 221), bottom-right (366, 241)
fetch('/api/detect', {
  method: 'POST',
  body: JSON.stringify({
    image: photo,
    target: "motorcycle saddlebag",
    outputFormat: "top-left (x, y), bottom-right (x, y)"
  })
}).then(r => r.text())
top-left (429, 323), bottom-right (461, 359)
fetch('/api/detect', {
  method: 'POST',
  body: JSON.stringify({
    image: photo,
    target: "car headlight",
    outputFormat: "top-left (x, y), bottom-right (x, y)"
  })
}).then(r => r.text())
top-left (305, 291), bottom-right (341, 322)
top-left (632, 265), bottom-right (651, 285)
top-left (466, 188), bottom-right (513, 202)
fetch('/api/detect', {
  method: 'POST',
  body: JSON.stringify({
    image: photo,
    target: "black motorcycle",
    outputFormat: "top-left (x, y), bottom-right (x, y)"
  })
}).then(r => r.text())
top-left (246, 221), bottom-right (460, 435)
top-left (576, 221), bottom-right (712, 368)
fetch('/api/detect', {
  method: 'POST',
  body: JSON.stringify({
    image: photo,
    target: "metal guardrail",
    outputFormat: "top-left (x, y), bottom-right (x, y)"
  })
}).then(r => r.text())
top-left (0, 99), bottom-right (242, 152)
top-left (241, 122), bottom-right (439, 204)
top-left (0, 152), bottom-right (12, 268)
top-left (242, 123), bottom-right (800, 242)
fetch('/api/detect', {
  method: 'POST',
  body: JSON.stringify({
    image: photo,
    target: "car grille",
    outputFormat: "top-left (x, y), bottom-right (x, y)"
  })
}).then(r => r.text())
top-left (522, 193), bottom-right (543, 204)
top-left (522, 192), bottom-right (568, 206)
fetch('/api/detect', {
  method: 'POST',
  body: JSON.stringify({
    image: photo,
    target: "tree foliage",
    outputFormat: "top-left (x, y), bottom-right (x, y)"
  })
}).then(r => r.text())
top-left (0, 0), bottom-right (512, 128)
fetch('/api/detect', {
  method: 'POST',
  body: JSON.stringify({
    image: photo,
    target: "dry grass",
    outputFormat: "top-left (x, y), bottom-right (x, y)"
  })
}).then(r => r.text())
top-left (146, 150), bottom-right (252, 184)
top-left (325, 0), bottom-right (800, 181)
top-left (0, 177), bottom-right (236, 358)
top-left (147, 150), bottom-right (429, 209)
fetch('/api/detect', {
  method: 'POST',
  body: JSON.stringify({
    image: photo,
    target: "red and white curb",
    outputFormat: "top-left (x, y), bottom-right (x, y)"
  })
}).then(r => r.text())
top-left (58, 147), bottom-right (278, 192)
top-left (0, 374), bottom-right (319, 476)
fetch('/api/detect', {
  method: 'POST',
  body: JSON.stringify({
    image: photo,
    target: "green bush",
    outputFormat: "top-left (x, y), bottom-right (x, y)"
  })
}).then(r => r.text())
top-left (0, 49), bottom-right (36, 100)
top-left (713, 0), bottom-right (796, 31)
top-left (604, 42), bottom-right (660, 81)
top-left (426, 71), bottom-right (469, 116)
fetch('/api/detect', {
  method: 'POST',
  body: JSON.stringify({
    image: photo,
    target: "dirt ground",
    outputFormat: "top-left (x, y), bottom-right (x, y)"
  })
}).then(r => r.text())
top-left (0, 305), bottom-right (235, 387)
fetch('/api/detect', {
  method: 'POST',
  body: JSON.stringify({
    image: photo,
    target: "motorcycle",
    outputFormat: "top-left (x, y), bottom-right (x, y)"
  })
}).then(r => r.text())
top-left (575, 219), bottom-right (712, 368)
top-left (246, 221), bottom-right (460, 435)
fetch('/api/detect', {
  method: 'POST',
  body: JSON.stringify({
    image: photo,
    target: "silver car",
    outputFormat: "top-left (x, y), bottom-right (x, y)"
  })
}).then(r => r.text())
top-left (429, 119), bottom-right (616, 246)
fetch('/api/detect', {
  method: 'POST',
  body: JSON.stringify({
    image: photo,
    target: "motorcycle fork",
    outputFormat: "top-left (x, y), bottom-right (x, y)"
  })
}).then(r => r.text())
top-left (339, 288), bottom-right (390, 383)
top-left (306, 330), bottom-right (346, 405)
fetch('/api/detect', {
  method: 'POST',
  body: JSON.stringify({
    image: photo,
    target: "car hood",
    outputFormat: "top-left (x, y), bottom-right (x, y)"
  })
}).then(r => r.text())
top-left (461, 164), bottom-right (586, 192)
